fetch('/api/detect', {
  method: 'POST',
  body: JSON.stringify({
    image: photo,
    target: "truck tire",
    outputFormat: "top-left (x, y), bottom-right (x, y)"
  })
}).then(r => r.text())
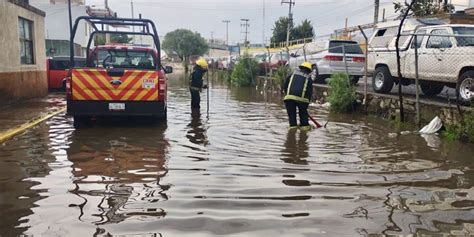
top-left (73, 116), bottom-right (91, 127)
top-left (420, 82), bottom-right (444, 96)
top-left (315, 75), bottom-right (328, 84)
top-left (350, 76), bottom-right (360, 85)
top-left (457, 70), bottom-right (474, 104)
top-left (373, 66), bottom-right (394, 94)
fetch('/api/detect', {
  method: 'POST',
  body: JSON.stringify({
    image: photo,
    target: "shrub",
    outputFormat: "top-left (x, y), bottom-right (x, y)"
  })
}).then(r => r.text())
top-left (273, 65), bottom-right (293, 90)
top-left (328, 73), bottom-right (356, 113)
top-left (443, 112), bottom-right (474, 143)
top-left (230, 55), bottom-right (259, 87)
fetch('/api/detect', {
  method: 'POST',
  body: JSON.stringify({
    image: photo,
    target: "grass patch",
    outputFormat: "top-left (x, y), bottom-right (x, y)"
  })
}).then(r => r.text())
top-left (328, 73), bottom-right (356, 113)
top-left (443, 112), bottom-right (474, 143)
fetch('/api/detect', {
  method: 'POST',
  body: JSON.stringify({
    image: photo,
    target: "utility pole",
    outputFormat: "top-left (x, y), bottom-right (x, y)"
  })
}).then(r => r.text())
top-left (281, 0), bottom-right (295, 60)
top-left (241, 18), bottom-right (250, 48)
top-left (105, 0), bottom-right (110, 43)
top-left (131, 0), bottom-right (135, 43)
top-left (222, 20), bottom-right (230, 46)
top-left (374, 0), bottom-right (379, 26)
top-left (262, 0), bottom-right (266, 46)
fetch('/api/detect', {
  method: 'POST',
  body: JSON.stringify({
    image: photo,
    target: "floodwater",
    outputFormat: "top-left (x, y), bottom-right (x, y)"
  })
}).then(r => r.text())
top-left (1, 75), bottom-right (474, 236)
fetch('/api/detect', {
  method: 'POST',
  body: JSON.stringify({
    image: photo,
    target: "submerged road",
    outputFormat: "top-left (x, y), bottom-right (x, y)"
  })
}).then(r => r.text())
top-left (1, 76), bottom-right (474, 236)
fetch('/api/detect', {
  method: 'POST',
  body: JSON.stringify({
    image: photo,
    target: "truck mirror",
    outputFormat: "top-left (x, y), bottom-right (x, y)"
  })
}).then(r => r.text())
top-left (164, 66), bottom-right (173, 74)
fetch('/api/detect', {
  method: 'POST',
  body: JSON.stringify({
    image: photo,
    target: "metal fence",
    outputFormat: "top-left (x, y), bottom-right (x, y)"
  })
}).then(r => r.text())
top-left (363, 28), bottom-right (474, 124)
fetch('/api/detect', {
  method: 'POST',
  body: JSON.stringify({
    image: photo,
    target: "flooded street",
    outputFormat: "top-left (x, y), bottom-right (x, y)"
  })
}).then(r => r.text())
top-left (1, 75), bottom-right (474, 236)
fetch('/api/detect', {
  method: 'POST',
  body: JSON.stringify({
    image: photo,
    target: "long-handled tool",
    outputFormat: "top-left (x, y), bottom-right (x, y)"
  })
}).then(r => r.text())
top-left (309, 114), bottom-right (325, 128)
top-left (206, 70), bottom-right (210, 118)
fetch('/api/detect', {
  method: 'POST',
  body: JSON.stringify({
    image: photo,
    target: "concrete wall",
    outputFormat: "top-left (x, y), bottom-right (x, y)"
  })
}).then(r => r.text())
top-left (0, 1), bottom-right (47, 105)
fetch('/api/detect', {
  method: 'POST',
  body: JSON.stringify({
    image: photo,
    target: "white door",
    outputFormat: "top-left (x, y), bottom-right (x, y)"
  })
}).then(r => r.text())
top-left (418, 28), bottom-right (453, 81)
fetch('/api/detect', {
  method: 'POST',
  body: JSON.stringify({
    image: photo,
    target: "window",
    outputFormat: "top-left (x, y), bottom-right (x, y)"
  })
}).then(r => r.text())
top-left (427, 29), bottom-right (452, 49)
top-left (93, 49), bottom-right (156, 69)
top-left (371, 26), bottom-right (397, 48)
top-left (329, 41), bottom-right (363, 54)
top-left (453, 27), bottom-right (474, 47)
top-left (411, 30), bottom-right (426, 49)
top-left (18, 17), bottom-right (34, 65)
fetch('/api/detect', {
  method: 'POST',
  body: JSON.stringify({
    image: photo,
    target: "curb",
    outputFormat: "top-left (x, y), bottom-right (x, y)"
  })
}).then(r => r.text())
top-left (0, 107), bottom-right (67, 144)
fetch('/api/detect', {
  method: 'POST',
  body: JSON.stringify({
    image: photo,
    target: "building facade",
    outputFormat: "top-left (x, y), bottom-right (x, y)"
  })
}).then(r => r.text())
top-left (0, 0), bottom-right (47, 104)
top-left (30, 0), bottom-right (90, 57)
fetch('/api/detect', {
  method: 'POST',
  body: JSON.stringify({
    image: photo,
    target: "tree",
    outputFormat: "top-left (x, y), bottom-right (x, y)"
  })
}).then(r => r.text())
top-left (293, 19), bottom-right (314, 40)
top-left (394, 0), bottom-right (447, 18)
top-left (271, 17), bottom-right (293, 45)
top-left (270, 17), bottom-right (314, 45)
top-left (162, 29), bottom-right (208, 73)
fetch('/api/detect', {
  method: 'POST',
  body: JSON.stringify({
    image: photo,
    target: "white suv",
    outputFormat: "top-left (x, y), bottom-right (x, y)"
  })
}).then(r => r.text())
top-left (289, 40), bottom-right (365, 84)
top-left (368, 22), bottom-right (474, 103)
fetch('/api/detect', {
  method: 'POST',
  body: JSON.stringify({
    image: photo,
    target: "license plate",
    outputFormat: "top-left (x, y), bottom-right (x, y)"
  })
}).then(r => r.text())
top-left (346, 57), bottom-right (353, 62)
top-left (109, 103), bottom-right (125, 111)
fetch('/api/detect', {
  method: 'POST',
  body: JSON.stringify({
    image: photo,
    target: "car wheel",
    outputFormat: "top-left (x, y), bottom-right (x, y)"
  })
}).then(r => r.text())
top-left (373, 66), bottom-right (394, 94)
top-left (457, 71), bottom-right (474, 104)
top-left (315, 75), bottom-right (328, 84)
top-left (62, 80), bottom-right (67, 92)
top-left (420, 81), bottom-right (444, 96)
top-left (350, 76), bottom-right (360, 85)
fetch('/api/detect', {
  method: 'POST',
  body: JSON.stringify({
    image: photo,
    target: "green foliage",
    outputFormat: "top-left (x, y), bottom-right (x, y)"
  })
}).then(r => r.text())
top-left (394, 1), bottom-right (446, 18)
top-left (443, 112), bottom-right (474, 143)
top-left (270, 17), bottom-right (314, 44)
top-left (328, 73), bottom-right (356, 113)
top-left (293, 19), bottom-right (315, 40)
top-left (230, 55), bottom-right (259, 87)
top-left (162, 29), bottom-right (208, 62)
top-left (273, 65), bottom-right (293, 89)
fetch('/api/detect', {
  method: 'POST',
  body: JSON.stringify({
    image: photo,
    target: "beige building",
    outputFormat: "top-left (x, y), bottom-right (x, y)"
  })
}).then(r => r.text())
top-left (0, 0), bottom-right (46, 105)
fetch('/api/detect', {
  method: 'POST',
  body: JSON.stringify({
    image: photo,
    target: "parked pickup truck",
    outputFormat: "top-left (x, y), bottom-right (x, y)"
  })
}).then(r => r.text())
top-left (67, 16), bottom-right (172, 126)
top-left (368, 20), bottom-right (474, 103)
top-left (289, 39), bottom-right (365, 84)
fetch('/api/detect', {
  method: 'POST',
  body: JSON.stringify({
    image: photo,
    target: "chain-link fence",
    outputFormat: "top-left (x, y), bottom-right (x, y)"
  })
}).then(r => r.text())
top-left (368, 28), bottom-right (474, 104)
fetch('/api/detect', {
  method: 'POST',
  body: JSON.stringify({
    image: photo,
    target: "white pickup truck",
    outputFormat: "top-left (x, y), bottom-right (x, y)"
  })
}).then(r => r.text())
top-left (368, 21), bottom-right (474, 103)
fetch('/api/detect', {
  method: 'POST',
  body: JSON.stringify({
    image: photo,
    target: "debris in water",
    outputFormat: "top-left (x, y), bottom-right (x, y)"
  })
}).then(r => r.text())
top-left (420, 116), bottom-right (443, 134)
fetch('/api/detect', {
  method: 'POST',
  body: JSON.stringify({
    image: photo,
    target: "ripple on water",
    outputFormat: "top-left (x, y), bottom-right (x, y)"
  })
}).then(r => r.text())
top-left (1, 82), bottom-right (474, 236)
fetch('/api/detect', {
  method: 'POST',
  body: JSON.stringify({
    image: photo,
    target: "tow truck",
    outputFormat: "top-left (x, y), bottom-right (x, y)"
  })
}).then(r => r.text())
top-left (66, 16), bottom-right (172, 125)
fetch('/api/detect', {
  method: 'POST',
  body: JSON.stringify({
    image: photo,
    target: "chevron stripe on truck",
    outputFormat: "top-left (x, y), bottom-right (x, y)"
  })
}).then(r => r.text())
top-left (71, 69), bottom-right (159, 101)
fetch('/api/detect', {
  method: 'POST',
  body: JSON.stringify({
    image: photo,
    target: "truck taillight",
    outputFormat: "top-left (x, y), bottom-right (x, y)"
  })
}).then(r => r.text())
top-left (323, 55), bottom-right (344, 61)
top-left (353, 57), bottom-right (366, 63)
top-left (65, 77), bottom-right (72, 100)
top-left (158, 71), bottom-right (166, 101)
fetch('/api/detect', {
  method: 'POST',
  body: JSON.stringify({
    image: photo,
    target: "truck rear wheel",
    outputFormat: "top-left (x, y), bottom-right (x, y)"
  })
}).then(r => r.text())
top-left (420, 82), bottom-right (444, 96)
top-left (457, 71), bottom-right (474, 104)
top-left (373, 66), bottom-right (394, 93)
top-left (73, 116), bottom-right (91, 127)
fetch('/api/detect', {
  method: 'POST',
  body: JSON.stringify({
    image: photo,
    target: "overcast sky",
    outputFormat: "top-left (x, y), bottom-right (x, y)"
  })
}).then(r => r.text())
top-left (82, 0), bottom-right (461, 45)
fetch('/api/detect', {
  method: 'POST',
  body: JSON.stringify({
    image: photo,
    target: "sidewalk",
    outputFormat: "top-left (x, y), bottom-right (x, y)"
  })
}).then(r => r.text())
top-left (0, 93), bottom-right (66, 140)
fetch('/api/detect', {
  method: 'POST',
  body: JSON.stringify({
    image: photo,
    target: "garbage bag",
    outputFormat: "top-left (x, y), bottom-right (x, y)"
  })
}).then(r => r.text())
top-left (419, 116), bottom-right (443, 134)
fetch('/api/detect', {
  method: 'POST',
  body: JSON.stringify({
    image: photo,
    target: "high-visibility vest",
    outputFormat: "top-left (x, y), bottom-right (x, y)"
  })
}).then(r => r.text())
top-left (284, 71), bottom-right (310, 103)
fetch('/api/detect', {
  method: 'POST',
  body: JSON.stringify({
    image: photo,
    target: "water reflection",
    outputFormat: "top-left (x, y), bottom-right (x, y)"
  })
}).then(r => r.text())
top-left (281, 129), bottom-right (309, 165)
top-left (66, 123), bottom-right (170, 225)
top-left (186, 109), bottom-right (208, 146)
